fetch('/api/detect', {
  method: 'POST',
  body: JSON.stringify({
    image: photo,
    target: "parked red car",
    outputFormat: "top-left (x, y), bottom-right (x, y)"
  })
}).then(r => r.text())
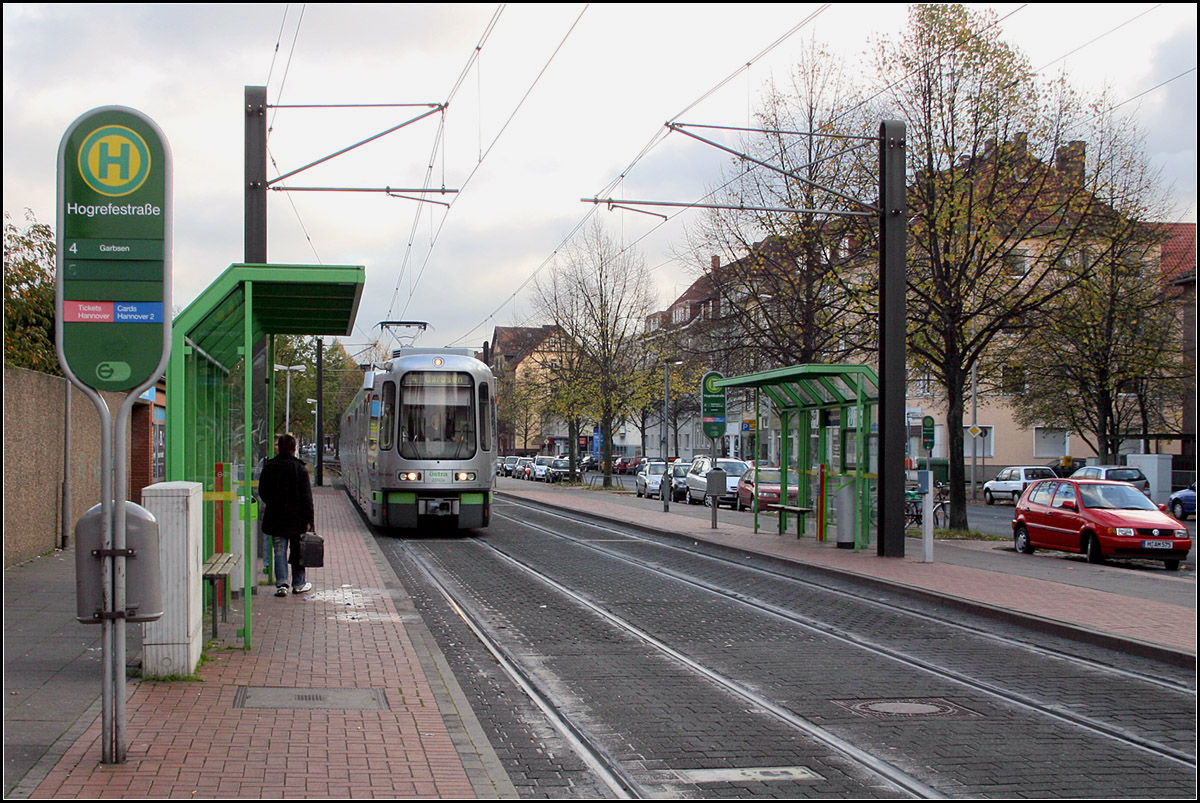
top-left (1013, 478), bottom-right (1191, 571)
top-left (735, 467), bottom-right (800, 511)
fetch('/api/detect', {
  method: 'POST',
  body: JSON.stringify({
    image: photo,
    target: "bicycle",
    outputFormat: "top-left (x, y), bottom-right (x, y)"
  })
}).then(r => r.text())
top-left (905, 483), bottom-right (951, 529)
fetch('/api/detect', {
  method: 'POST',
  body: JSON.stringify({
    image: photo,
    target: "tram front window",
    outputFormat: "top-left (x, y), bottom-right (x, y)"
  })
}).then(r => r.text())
top-left (399, 372), bottom-right (477, 460)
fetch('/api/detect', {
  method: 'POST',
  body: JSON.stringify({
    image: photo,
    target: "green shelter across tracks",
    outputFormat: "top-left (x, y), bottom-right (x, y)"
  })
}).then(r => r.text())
top-left (714, 365), bottom-right (879, 550)
top-left (166, 263), bottom-right (364, 647)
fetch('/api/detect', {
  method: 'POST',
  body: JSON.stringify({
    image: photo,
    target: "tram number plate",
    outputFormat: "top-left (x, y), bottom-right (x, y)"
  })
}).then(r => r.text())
top-left (426, 470), bottom-right (451, 484)
top-left (1142, 540), bottom-right (1173, 549)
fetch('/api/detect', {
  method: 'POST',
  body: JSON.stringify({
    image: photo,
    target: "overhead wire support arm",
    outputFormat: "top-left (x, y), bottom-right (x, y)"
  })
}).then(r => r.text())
top-left (666, 122), bottom-right (878, 214)
top-left (271, 186), bottom-right (457, 207)
top-left (268, 104), bottom-right (446, 186)
top-left (673, 121), bottom-right (879, 141)
top-left (583, 197), bottom-right (875, 218)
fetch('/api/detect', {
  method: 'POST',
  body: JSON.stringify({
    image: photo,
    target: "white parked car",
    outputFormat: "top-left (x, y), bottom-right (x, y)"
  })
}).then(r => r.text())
top-left (983, 466), bottom-right (1058, 505)
top-left (532, 455), bottom-right (556, 481)
top-left (634, 461), bottom-right (667, 498)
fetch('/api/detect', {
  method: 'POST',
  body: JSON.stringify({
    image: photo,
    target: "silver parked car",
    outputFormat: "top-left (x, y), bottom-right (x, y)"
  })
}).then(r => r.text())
top-left (1069, 465), bottom-right (1151, 496)
top-left (684, 456), bottom-right (749, 508)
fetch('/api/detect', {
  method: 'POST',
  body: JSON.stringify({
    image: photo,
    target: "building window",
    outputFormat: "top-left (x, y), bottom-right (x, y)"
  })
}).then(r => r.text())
top-left (1033, 427), bottom-right (1068, 459)
top-left (1002, 365), bottom-right (1026, 395)
top-left (1005, 247), bottom-right (1029, 278)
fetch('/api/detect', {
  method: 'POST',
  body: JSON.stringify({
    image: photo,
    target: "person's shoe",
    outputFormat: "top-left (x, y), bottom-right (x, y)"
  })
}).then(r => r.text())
top-left (275, 585), bottom-right (289, 597)
top-left (293, 582), bottom-right (312, 594)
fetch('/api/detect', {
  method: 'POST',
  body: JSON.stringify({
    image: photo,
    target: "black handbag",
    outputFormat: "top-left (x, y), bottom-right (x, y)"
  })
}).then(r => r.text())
top-left (298, 532), bottom-right (324, 568)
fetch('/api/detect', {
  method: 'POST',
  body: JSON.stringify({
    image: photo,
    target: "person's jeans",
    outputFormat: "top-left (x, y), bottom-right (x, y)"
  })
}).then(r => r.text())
top-left (271, 535), bottom-right (305, 589)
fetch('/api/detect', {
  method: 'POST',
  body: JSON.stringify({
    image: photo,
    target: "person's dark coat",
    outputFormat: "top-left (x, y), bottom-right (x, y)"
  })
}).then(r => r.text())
top-left (259, 454), bottom-right (314, 539)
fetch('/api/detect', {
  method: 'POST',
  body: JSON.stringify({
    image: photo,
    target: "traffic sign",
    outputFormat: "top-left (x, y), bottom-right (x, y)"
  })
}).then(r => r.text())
top-left (922, 415), bottom-right (935, 451)
top-left (57, 107), bottom-right (171, 392)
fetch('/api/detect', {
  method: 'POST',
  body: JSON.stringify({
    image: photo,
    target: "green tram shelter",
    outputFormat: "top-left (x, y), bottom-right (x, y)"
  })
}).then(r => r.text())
top-left (165, 263), bottom-right (364, 648)
top-left (715, 365), bottom-right (880, 550)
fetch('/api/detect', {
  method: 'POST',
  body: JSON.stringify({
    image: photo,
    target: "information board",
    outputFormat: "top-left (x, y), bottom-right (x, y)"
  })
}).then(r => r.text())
top-left (57, 107), bottom-right (171, 392)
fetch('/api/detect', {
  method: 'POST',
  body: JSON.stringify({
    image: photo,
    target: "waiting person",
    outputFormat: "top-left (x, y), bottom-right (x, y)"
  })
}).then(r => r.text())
top-left (258, 433), bottom-right (314, 596)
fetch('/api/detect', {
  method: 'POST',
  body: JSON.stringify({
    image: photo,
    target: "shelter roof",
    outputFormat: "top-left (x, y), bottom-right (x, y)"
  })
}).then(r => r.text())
top-left (714, 363), bottom-right (879, 411)
top-left (174, 263), bottom-right (364, 371)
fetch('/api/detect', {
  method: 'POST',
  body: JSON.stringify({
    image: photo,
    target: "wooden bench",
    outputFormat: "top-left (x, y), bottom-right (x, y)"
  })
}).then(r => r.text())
top-left (767, 504), bottom-right (813, 538)
top-left (202, 553), bottom-right (240, 639)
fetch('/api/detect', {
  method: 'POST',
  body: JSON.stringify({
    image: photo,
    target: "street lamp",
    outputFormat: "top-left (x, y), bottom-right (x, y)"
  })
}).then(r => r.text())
top-left (307, 399), bottom-right (318, 456)
top-left (662, 358), bottom-right (684, 512)
top-left (274, 363), bottom-right (306, 434)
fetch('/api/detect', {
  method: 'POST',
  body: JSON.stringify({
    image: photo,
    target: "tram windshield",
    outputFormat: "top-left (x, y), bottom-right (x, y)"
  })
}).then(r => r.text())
top-left (398, 372), bottom-right (477, 460)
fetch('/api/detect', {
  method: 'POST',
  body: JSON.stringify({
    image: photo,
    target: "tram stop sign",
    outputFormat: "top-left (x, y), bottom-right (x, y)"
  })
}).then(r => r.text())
top-left (56, 107), bottom-right (171, 392)
top-left (702, 371), bottom-right (726, 440)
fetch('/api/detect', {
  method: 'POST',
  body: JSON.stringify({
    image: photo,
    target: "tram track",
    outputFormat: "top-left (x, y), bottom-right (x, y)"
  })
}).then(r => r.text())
top-left (492, 503), bottom-right (1196, 769)
top-left (399, 534), bottom-right (942, 799)
top-left (374, 490), bottom-right (1194, 798)
top-left (397, 537), bottom-right (644, 799)
top-left (500, 496), bottom-right (1195, 695)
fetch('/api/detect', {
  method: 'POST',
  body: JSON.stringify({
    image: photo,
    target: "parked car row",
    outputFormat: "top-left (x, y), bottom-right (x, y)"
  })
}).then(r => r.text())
top-left (984, 464), bottom-right (1153, 505)
top-left (496, 454), bottom-right (592, 482)
top-left (630, 458), bottom-right (808, 512)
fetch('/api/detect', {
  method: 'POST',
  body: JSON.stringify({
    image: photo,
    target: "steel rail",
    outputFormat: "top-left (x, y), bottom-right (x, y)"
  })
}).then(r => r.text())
top-left (500, 497), bottom-right (1196, 694)
top-left (466, 533), bottom-right (946, 799)
top-left (397, 540), bottom-right (644, 800)
top-left (493, 504), bottom-right (1196, 767)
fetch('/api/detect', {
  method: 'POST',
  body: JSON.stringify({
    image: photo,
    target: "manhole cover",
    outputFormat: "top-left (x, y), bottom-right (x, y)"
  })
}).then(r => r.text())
top-left (832, 697), bottom-right (979, 719)
top-left (668, 766), bottom-right (823, 783)
top-left (233, 687), bottom-right (390, 710)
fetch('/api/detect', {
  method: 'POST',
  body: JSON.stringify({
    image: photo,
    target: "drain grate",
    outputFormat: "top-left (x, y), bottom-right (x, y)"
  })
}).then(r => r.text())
top-left (832, 697), bottom-right (980, 719)
top-left (233, 686), bottom-right (391, 711)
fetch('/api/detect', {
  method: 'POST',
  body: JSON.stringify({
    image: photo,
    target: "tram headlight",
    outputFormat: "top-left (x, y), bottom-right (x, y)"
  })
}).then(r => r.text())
top-left (455, 471), bottom-right (476, 482)
top-left (398, 471), bottom-right (422, 482)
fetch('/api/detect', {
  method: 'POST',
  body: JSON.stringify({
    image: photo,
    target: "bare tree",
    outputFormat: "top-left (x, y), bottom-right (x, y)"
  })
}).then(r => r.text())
top-left (873, 3), bottom-right (1166, 527)
top-left (680, 36), bottom-right (878, 374)
top-left (534, 220), bottom-right (657, 486)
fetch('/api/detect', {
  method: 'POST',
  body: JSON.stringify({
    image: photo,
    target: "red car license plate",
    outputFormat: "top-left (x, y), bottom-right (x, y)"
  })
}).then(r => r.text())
top-left (1142, 540), bottom-right (1174, 549)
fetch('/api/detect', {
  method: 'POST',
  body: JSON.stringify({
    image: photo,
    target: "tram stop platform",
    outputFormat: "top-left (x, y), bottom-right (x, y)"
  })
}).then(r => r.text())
top-left (5, 478), bottom-right (1195, 798)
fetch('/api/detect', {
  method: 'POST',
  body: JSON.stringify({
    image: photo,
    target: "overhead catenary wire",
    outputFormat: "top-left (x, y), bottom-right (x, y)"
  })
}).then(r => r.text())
top-left (380, 4), bottom-right (511, 352)
top-left (388, 5), bottom-right (592, 343)
top-left (446, 4), bottom-right (833, 347)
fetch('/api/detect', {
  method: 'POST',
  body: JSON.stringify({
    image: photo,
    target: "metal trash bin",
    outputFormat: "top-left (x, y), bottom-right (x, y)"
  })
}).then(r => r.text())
top-left (836, 479), bottom-right (856, 549)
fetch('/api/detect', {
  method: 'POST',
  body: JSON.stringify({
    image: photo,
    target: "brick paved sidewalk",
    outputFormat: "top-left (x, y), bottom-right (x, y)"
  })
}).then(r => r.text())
top-left (24, 490), bottom-right (497, 799)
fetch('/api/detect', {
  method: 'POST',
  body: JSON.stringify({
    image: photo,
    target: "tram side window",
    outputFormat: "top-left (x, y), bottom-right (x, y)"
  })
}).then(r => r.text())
top-left (478, 382), bottom-right (491, 451)
top-left (380, 381), bottom-right (396, 451)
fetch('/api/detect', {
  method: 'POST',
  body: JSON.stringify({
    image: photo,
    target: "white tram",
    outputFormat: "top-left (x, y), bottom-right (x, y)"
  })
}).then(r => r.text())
top-left (341, 348), bottom-right (496, 530)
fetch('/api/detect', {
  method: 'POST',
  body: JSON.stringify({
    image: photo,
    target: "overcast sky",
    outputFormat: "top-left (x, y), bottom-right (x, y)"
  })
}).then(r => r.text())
top-left (4, 3), bottom-right (1196, 360)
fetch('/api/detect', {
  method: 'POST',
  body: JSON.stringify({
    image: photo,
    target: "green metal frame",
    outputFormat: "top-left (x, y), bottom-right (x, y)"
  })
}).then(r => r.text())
top-left (715, 365), bottom-right (879, 549)
top-left (166, 263), bottom-right (364, 648)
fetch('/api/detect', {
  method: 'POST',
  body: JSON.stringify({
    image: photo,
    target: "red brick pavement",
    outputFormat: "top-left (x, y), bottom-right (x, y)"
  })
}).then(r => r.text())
top-left (30, 490), bottom-right (477, 799)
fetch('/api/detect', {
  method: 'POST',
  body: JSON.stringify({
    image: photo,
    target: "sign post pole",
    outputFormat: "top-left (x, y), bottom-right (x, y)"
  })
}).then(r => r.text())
top-left (57, 106), bottom-right (171, 764)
